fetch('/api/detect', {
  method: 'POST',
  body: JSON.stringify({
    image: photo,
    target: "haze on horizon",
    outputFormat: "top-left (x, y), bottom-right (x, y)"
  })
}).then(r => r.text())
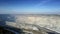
top-left (0, 0), bottom-right (60, 14)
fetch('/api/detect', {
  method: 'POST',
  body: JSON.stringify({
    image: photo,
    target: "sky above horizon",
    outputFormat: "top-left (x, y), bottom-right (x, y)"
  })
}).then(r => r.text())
top-left (0, 0), bottom-right (60, 14)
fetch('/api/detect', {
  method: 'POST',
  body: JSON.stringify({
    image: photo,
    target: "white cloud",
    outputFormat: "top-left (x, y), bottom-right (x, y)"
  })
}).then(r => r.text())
top-left (34, 0), bottom-right (51, 7)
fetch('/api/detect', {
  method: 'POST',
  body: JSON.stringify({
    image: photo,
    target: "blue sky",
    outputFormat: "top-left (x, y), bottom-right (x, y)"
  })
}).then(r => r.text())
top-left (0, 0), bottom-right (60, 14)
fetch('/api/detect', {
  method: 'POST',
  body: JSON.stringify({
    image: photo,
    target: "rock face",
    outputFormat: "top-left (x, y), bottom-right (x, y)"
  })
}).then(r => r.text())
top-left (5, 14), bottom-right (60, 33)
